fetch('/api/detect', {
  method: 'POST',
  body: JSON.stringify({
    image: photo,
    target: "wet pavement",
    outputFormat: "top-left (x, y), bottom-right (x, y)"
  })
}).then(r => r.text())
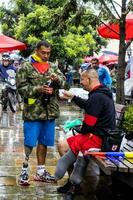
top-left (0, 102), bottom-right (131, 200)
top-left (0, 102), bottom-right (84, 200)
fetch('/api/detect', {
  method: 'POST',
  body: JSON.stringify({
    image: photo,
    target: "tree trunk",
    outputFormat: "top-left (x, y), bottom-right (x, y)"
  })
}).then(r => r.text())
top-left (116, 42), bottom-right (126, 104)
top-left (116, 0), bottom-right (126, 104)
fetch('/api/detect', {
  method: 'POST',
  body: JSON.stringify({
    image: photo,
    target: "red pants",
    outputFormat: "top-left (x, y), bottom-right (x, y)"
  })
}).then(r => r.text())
top-left (67, 133), bottom-right (102, 156)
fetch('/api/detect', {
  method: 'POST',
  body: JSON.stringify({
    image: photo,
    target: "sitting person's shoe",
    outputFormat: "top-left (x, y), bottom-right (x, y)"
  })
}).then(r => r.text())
top-left (57, 179), bottom-right (72, 193)
top-left (18, 164), bottom-right (29, 186)
top-left (65, 184), bottom-right (76, 200)
top-left (34, 169), bottom-right (56, 183)
top-left (65, 184), bottom-right (82, 200)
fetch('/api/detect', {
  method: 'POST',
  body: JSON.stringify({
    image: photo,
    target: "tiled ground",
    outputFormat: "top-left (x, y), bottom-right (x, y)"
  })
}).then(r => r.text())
top-left (0, 102), bottom-right (85, 200)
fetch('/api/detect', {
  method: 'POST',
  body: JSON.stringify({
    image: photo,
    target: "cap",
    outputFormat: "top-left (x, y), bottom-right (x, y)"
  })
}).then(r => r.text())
top-left (2, 53), bottom-right (10, 61)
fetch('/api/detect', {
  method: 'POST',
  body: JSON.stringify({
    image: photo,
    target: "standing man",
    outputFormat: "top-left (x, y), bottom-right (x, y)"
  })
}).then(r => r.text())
top-left (90, 58), bottom-right (112, 88)
top-left (16, 40), bottom-right (65, 185)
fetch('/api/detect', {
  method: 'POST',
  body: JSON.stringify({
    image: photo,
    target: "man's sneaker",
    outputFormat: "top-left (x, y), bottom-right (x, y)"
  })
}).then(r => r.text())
top-left (18, 169), bottom-right (29, 186)
top-left (18, 163), bottom-right (29, 186)
top-left (34, 169), bottom-right (56, 183)
top-left (57, 179), bottom-right (71, 193)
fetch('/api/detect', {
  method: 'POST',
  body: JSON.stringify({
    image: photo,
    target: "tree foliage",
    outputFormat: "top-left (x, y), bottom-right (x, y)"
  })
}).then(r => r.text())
top-left (0, 0), bottom-right (106, 66)
top-left (82, 0), bottom-right (133, 104)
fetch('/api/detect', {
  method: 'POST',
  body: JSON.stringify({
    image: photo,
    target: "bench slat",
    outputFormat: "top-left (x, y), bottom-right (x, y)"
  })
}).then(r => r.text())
top-left (122, 145), bottom-right (133, 152)
top-left (107, 156), bottom-right (128, 173)
top-left (93, 156), bottom-right (117, 175)
top-left (127, 140), bottom-right (133, 147)
top-left (120, 158), bottom-right (133, 173)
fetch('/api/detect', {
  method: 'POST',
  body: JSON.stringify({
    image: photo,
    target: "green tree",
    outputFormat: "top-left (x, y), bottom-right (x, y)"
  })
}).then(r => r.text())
top-left (89, 0), bottom-right (133, 104)
top-left (62, 0), bottom-right (133, 103)
top-left (0, 0), bottom-right (106, 66)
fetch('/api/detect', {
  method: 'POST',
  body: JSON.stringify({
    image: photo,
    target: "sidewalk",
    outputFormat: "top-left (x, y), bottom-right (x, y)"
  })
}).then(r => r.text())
top-left (0, 103), bottom-right (82, 200)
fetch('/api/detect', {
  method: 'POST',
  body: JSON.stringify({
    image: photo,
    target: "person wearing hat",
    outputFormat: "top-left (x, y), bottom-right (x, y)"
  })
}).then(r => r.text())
top-left (0, 53), bottom-right (16, 111)
top-left (0, 53), bottom-right (16, 80)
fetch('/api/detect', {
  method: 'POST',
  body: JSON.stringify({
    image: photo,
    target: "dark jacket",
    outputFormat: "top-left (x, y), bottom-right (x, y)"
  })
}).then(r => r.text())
top-left (72, 85), bottom-right (116, 136)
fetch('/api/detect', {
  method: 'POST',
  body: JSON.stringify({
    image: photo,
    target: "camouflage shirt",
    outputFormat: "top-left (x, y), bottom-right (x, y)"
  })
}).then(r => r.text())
top-left (16, 61), bottom-right (65, 121)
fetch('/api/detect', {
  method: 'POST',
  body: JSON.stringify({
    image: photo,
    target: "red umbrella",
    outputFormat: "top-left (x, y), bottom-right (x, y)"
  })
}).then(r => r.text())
top-left (97, 14), bottom-right (133, 40)
top-left (98, 54), bottom-right (118, 64)
top-left (0, 34), bottom-right (27, 52)
top-left (84, 56), bottom-right (93, 63)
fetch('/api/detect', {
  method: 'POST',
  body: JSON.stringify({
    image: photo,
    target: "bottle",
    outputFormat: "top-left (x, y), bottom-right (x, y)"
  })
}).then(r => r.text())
top-left (44, 80), bottom-right (52, 102)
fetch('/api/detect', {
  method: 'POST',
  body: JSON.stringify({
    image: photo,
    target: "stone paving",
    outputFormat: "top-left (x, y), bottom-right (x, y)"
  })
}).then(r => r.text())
top-left (0, 102), bottom-right (85, 200)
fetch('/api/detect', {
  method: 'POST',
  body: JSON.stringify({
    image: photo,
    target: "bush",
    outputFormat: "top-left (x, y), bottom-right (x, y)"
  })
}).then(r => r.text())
top-left (123, 105), bottom-right (133, 138)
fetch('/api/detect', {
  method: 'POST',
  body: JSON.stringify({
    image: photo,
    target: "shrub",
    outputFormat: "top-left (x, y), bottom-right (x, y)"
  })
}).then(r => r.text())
top-left (123, 105), bottom-right (133, 138)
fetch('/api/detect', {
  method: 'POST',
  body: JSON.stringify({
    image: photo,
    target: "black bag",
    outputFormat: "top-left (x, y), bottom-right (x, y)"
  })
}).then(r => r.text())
top-left (101, 130), bottom-right (125, 152)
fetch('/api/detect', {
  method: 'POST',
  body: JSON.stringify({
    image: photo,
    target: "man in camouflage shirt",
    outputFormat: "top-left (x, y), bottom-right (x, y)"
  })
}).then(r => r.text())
top-left (16, 40), bottom-right (65, 185)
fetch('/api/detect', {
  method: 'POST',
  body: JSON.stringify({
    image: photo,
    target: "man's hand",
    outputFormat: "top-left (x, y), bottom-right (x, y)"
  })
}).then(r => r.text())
top-left (60, 90), bottom-right (74, 100)
top-left (38, 85), bottom-right (53, 94)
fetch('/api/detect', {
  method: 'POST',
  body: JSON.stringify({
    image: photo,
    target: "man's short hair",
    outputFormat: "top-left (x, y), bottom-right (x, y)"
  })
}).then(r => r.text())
top-left (91, 58), bottom-right (99, 63)
top-left (83, 68), bottom-right (99, 79)
top-left (36, 40), bottom-right (51, 49)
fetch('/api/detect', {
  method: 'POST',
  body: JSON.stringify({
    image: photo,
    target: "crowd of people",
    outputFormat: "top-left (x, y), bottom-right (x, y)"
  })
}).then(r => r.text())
top-left (0, 40), bottom-right (127, 200)
top-left (0, 53), bottom-right (25, 112)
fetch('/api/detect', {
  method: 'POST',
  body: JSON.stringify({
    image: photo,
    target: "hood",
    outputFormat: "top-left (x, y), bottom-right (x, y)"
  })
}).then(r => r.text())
top-left (89, 84), bottom-right (113, 99)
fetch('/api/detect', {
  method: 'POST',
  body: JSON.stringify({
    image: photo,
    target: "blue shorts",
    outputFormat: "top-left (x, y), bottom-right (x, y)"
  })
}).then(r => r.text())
top-left (24, 120), bottom-right (55, 147)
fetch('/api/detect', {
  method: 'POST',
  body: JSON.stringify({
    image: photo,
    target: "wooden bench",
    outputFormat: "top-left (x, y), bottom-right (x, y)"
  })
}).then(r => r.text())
top-left (91, 139), bottom-right (133, 176)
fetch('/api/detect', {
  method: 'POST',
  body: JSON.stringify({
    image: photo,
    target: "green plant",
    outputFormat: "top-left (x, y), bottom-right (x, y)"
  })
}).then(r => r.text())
top-left (123, 105), bottom-right (133, 135)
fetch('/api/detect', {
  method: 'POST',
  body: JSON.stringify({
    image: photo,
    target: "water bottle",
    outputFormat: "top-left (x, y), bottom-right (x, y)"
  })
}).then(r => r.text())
top-left (44, 80), bottom-right (52, 102)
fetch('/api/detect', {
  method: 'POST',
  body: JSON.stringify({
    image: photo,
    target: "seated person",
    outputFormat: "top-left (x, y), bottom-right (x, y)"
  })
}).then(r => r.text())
top-left (54, 69), bottom-right (116, 200)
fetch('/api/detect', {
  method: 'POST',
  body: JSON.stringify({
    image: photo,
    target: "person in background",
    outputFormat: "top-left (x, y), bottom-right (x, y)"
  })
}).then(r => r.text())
top-left (54, 69), bottom-right (116, 200)
top-left (65, 68), bottom-right (73, 90)
top-left (0, 53), bottom-right (16, 111)
top-left (79, 62), bottom-right (90, 74)
top-left (16, 40), bottom-right (65, 186)
top-left (101, 61), bottom-right (111, 75)
top-left (13, 60), bottom-right (20, 70)
top-left (110, 64), bottom-right (117, 93)
top-left (90, 58), bottom-right (112, 89)
top-left (0, 53), bottom-right (16, 80)
top-left (125, 61), bottom-right (130, 79)
top-left (73, 67), bottom-right (80, 86)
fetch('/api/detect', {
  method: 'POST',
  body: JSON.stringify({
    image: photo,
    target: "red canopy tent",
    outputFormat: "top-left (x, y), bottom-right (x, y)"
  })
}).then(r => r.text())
top-left (97, 14), bottom-right (133, 40)
top-left (0, 35), bottom-right (27, 52)
top-left (83, 56), bottom-right (93, 63)
top-left (98, 54), bottom-right (118, 64)
top-left (83, 53), bottom-right (118, 64)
